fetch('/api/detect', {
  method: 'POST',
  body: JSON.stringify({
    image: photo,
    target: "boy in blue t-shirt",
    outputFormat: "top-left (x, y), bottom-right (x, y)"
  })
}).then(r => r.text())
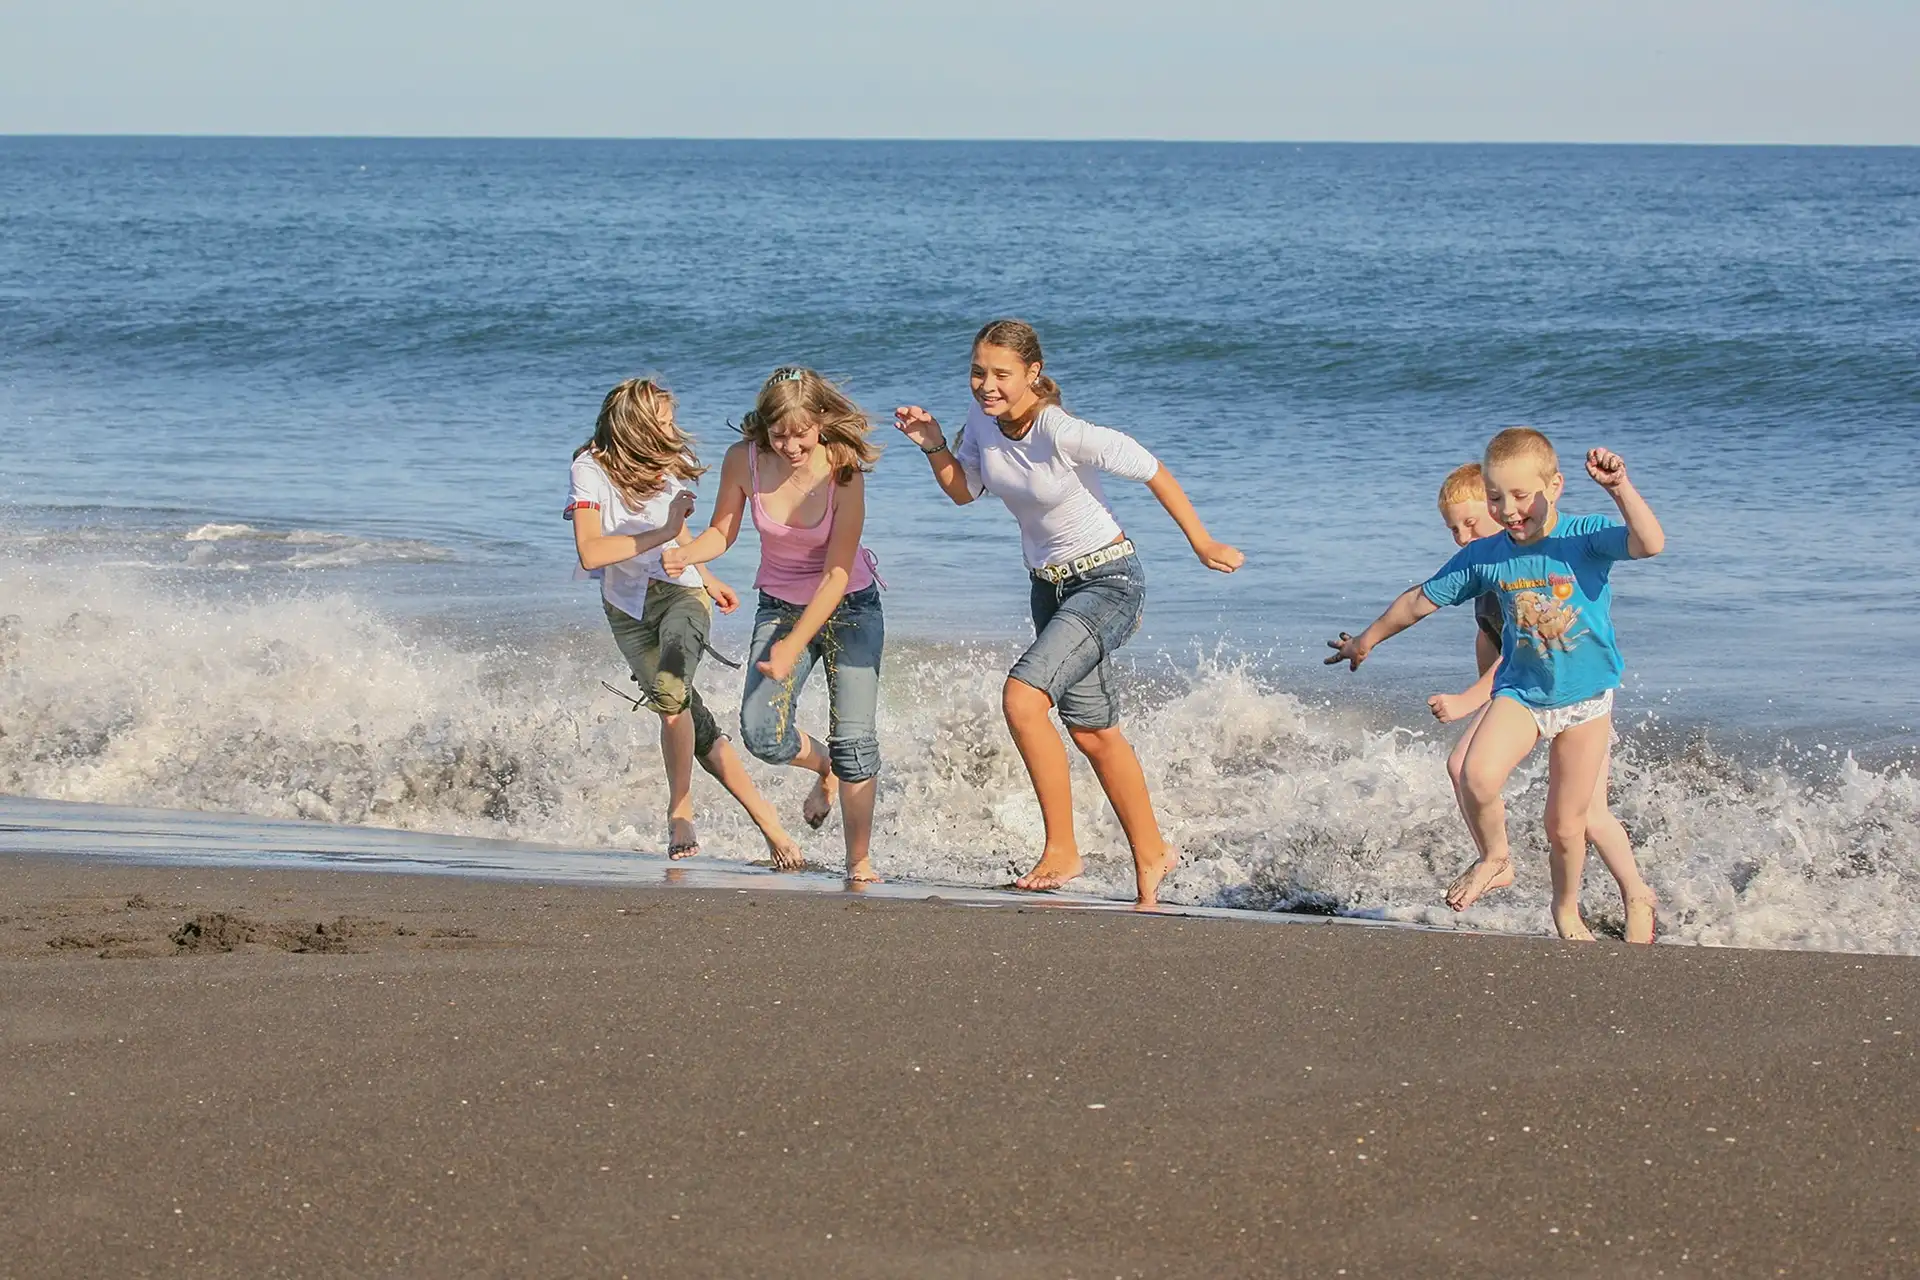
top-left (1326, 429), bottom-right (1667, 941)
top-left (1426, 461), bottom-right (1657, 944)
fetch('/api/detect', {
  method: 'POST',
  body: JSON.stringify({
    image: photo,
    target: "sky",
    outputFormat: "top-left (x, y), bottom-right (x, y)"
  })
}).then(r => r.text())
top-left (1, 1), bottom-right (1915, 143)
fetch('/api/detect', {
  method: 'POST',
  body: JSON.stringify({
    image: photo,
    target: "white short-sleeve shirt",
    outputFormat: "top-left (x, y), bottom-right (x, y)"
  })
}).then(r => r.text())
top-left (566, 451), bottom-right (702, 617)
top-left (952, 403), bottom-right (1160, 570)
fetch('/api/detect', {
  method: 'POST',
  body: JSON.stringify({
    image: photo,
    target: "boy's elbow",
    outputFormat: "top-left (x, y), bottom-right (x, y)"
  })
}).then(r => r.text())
top-left (1636, 533), bottom-right (1666, 558)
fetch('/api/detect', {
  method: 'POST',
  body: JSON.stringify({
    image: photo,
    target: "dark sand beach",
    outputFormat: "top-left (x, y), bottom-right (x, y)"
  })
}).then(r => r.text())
top-left (2, 853), bottom-right (1915, 1279)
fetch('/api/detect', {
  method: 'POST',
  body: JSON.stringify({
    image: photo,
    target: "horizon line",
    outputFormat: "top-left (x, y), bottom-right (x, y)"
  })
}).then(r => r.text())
top-left (3, 132), bottom-right (1916, 150)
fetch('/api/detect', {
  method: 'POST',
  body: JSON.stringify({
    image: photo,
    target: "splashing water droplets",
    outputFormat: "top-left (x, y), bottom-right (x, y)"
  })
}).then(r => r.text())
top-left (1, 565), bottom-right (1914, 954)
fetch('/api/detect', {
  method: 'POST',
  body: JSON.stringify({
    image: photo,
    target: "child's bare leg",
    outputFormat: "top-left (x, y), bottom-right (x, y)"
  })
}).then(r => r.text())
top-left (1449, 698), bottom-right (1539, 910)
top-left (778, 732), bottom-right (839, 830)
top-left (1446, 705), bottom-right (1500, 864)
top-left (1067, 724), bottom-right (1172, 906)
top-left (694, 738), bottom-right (804, 870)
top-left (1004, 678), bottom-right (1082, 890)
top-left (839, 777), bottom-right (880, 882)
top-left (659, 710), bottom-right (700, 859)
top-left (1545, 716), bottom-right (1612, 941)
top-left (1584, 747), bottom-right (1656, 943)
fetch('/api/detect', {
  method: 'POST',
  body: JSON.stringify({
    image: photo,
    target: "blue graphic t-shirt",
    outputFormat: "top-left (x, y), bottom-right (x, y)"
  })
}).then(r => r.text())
top-left (1423, 513), bottom-right (1634, 709)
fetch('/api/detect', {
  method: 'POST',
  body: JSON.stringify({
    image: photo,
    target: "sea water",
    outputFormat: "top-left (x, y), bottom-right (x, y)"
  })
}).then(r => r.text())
top-left (2, 138), bottom-right (1916, 952)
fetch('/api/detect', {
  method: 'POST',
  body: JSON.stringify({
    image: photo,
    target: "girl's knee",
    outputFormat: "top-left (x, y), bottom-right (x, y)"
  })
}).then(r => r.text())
top-left (739, 704), bottom-right (800, 766)
top-left (1066, 723), bottom-right (1125, 759)
top-left (1002, 680), bottom-right (1058, 735)
top-left (1002, 677), bottom-right (1051, 720)
top-left (828, 736), bottom-right (881, 784)
top-left (1546, 814), bottom-right (1589, 851)
top-left (647, 671), bottom-right (693, 717)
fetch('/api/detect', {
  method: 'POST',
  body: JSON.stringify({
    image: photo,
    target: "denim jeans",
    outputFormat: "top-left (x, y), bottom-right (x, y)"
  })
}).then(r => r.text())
top-left (739, 585), bottom-right (885, 783)
top-left (1009, 554), bottom-right (1147, 729)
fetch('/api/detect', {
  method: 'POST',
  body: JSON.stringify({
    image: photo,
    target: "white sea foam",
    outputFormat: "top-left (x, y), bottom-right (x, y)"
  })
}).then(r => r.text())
top-left (1, 564), bottom-right (1914, 955)
top-left (183, 522), bottom-right (260, 542)
top-left (173, 524), bottom-right (452, 569)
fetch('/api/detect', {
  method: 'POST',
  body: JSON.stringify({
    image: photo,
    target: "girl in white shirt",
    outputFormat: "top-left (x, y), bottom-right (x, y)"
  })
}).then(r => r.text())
top-left (895, 320), bottom-right (1244, 906)
top-left (568, 377), bottom-right (803, 868)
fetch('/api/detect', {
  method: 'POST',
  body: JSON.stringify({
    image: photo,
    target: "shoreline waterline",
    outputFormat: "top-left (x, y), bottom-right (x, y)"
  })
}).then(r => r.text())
top-left (0, 792), bottom-right (1426, 932)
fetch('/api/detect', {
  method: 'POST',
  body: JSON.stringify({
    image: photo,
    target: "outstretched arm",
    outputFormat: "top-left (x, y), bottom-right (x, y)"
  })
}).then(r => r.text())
top-left (893, 406), bottom-right (976, 506)
top-left (662, 445), bottom-right (752, 576)
top-left (1587, 449), bottom-right (1664, 558)
top-left (757, 474), bottom-right (867, 681)
top-left (1326, 584), bottom-right (1440, 671)
top-left (572, 491), bottom-right (693, 571)
top-left (1145, 464), bottom-right (1244, 573)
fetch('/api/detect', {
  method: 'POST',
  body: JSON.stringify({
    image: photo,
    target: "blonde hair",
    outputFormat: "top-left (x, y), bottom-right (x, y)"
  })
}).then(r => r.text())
top-left (576, 378), bottom-right (705, 507)
top-left (974, 318), bottom-right (1063, 408)
top-left (738, 367), bottom-right (881, 484)
top-left (1437, 462), bottom-right (1488, 509)
top-left (1483, 427), bottom-right (1560, 485)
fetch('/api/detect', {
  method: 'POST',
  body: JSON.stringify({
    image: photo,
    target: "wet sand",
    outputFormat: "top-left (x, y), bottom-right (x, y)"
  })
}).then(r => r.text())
top-left (2, 853), bottom-right (1915, 1279)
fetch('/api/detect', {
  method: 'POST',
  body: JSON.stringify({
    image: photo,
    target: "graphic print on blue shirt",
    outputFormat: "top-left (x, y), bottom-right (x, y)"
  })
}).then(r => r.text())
top-left (1423, 513), bottom-right (1634, 709)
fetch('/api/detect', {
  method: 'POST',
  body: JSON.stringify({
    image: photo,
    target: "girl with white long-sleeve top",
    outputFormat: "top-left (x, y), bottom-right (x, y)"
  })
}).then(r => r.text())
top-left (894, 319), bottom-right (1244, 906)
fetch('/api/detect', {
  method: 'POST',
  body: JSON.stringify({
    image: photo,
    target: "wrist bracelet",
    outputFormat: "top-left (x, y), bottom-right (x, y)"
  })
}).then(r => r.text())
top-left (920, 438), bottom-right (949, 455)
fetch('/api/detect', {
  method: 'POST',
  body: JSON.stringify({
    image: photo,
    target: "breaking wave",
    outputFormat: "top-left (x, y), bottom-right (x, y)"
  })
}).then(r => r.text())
top-left (1, 562), bottom-right (1914, 955)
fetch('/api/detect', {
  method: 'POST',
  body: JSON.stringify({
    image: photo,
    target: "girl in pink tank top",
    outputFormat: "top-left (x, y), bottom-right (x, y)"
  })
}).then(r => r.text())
top-left (664, 367), bottom-right (886, 882)
top-left (747, 438), bottom-right (879, 604)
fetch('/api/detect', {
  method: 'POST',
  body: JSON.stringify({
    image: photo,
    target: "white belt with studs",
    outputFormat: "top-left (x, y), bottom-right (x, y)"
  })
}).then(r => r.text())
top-left (1033, 538), bottom-right (1137, 585)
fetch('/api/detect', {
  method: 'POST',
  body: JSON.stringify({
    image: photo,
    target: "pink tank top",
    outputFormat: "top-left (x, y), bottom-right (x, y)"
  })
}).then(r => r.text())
top-left (747, 443), bottom-right (878, 607)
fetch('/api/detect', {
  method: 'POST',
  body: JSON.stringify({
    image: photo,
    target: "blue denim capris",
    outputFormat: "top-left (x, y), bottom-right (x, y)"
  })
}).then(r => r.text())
top-left (1008, 554), bottom-right (1147, 729)
top-left (739, 585), bottom-right (885, 783)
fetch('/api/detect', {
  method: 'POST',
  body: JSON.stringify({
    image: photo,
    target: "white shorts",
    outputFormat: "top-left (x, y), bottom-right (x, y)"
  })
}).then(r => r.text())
top-left (1521, 689), bottom-right (1615, 741)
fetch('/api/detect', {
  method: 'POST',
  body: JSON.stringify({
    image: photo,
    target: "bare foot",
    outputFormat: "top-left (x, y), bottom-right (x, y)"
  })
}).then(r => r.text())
top-left (1134, 848), bottom-right (1178, 907)
top-left (1014, 848), bottom-right (1084, 892)
top-left (765, 833), bottom-right (805, 872)
top-left (1554, 906), bottom-right (1596, 941)
top-left (1444, 856), bottom-right (1513, 911)
top-left (667, 818), bottom-right (700, 861)
top-left (803, 771), bottom-right (838, 830)
top-left (846, 858), bottom-right (882, 884)
top-left (1623, 894), bottom-right (1658, 945)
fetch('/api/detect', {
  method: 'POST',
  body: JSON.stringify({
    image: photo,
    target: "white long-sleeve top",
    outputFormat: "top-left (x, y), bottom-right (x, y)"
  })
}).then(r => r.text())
top-left (952, 403), bottom-right (1161, 570)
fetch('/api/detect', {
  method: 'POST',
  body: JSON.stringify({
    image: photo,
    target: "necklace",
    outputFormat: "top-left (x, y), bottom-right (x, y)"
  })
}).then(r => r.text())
top-left (998, 404), bottom-right (1040, 441)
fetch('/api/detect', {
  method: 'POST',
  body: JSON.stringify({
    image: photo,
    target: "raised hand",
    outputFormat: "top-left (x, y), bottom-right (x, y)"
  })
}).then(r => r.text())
top-left (1586, 448), bottom-right (1629, 490)
top-left (1324, 631), bottom-right (1370, 671)
top-left (893, 405), bottom-right (946, 450)
top-left (1195, 538), bottom-right (1245, 573)
top-left (667, 490), bottom-right (697, 528)
top-left (660, 545), bottom-right (689, 578)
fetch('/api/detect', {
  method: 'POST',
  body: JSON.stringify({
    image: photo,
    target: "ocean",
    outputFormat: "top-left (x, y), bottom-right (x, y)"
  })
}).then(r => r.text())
top-left (3, 137), bottom-right (1917, 952)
